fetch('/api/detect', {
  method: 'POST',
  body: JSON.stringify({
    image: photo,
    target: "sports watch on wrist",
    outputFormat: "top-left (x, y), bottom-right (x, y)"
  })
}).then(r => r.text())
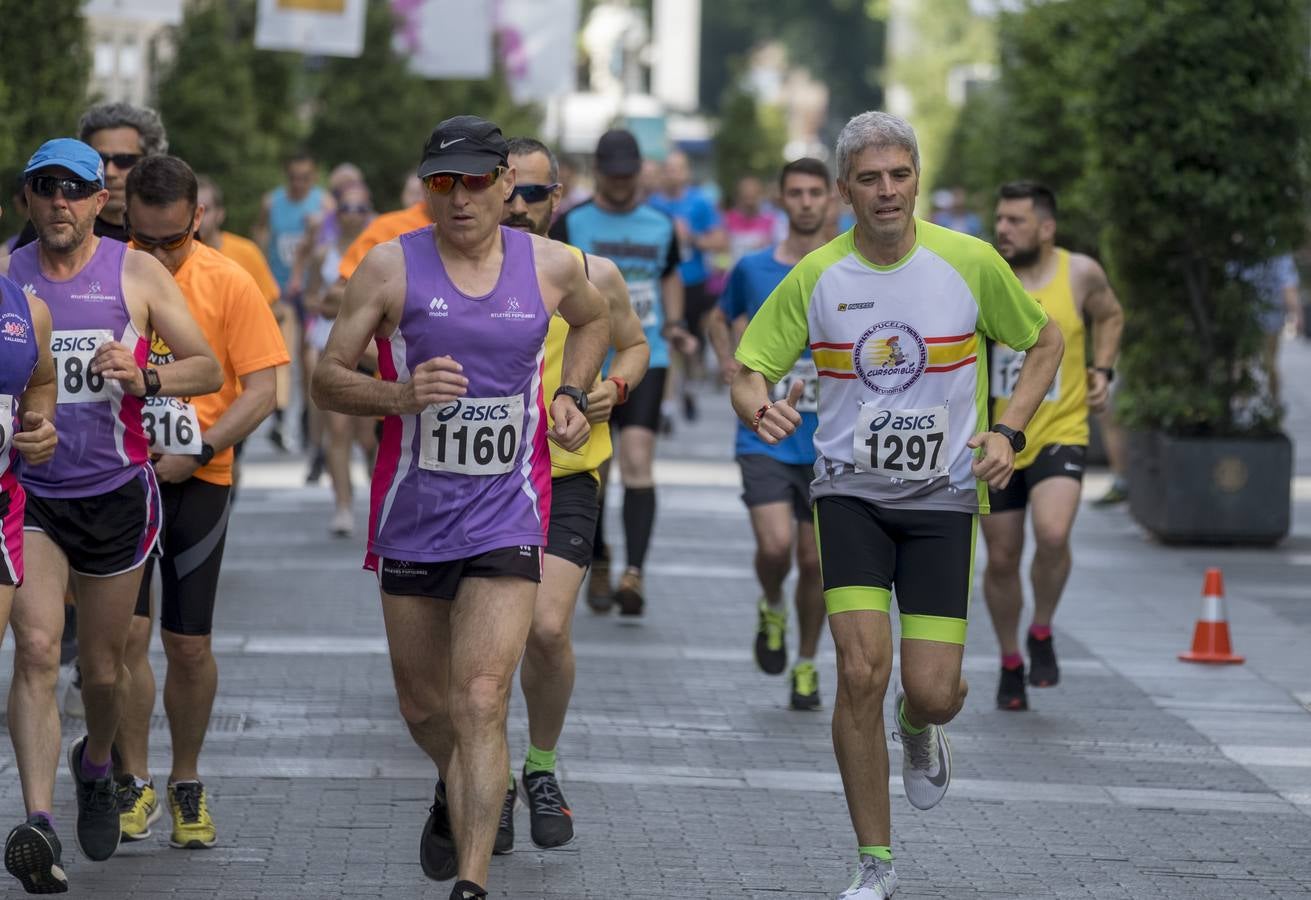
top-left (553, 385), bottom-right (588, 413)
top-left (141, 367), bottom-right (162, 398)
top-left (196, 442), bottom-right (216, 467)
top-left (1093, 366), bottom-right (1115, 383)
top-left (990, 423), bottom-right (1026, 452)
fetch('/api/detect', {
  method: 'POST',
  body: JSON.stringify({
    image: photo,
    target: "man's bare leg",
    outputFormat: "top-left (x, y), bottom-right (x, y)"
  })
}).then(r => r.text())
top-left (522, 555), bottom-right (586, 753)
top-left (117, 613), bottom-right (156, 779)
top-left (898, 639), bottom-right (968, 730)
top-left (73, 566), bottom-right (148, 766)
top-left (794, 522), bottom-right (824, 661)
top-left (161, 631), bottom-right (217, 782)
top-left (981, 510), bottom-right (1026, 658)
top-left (1027, 478), bottom-right (1082, 630)
top-left (828, 609), bottom-right (893, 846)
top-left (380, 592), bottom-right (454, 773)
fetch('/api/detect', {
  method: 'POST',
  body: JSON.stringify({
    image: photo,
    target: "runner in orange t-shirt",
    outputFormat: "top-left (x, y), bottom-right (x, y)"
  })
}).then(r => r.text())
top-left (115, 157), bottom-right (290, 851)
top-left (337, 200), bottom-right (432, 281)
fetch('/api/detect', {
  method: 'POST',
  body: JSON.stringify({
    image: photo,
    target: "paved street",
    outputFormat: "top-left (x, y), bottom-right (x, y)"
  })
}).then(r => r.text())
top-left (3, 340), bottom-right (1311, 898)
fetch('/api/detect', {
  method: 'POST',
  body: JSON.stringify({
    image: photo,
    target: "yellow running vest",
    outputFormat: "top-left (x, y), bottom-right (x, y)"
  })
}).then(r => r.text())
top-left (544, 246), bottom-right (613, 480)
top-left (990, 248), bottom-right (1088, 469)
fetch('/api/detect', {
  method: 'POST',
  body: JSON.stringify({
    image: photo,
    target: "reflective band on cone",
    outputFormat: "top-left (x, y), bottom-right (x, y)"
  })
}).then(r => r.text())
top-left (1179, 567), bottom-right (1244, 665)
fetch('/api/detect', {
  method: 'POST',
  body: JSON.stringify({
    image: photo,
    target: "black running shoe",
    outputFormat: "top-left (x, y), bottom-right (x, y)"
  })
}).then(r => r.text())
top-left (450, 880), bottom-right (487, 899)
top-left (997, 664), bottom-right (1028, 711)
top-left (493, 782), bottom-right (515, 855)
top-left (521, 768), bottom-right (574, 849)
top-left (754, 600), bottom-right (787, 675)
top-left (4, 817), bottom-right (67, 894)
top-left (1027, 633), bottom-right (1060, 687)
top-left (420, 782), bottom-right (457, 881)
top-left (789, 662), bottom-right (821, 711)
top-left (66, 737), bottom-right (120, 862)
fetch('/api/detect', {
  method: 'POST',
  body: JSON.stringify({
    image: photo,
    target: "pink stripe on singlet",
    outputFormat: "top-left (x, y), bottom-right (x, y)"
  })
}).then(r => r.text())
top-left (528, 356), bottom-right (552, 535)
top-left (365, 336), bottom-right (403, 573)
top-left (1, 473), bottom-right (23, 585)
top-left (114, 333), bottom-right (151, 467)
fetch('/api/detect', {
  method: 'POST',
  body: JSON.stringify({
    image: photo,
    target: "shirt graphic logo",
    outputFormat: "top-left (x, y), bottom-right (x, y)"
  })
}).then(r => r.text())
top-left (838, 301), bottom-right (877, 312)
top-left (439, 137), bottom-right (466, 149)
top-left (853, 321), bottom-right (927, 395)
top-left (20, 284), bottom-right (34, 296)
top-left (1, 313), bottom-right (29, 343)
top-left (429, 297), bottom-right (449, 318)
top-left (491, 295), bottom-right (536, 320)
top-left (89, 281), bottom-right (102, 294)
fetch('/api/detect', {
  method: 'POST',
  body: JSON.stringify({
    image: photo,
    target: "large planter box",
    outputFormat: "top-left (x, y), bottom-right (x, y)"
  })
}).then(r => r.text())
top-left (1127, 431), bottom-right (1292, 545)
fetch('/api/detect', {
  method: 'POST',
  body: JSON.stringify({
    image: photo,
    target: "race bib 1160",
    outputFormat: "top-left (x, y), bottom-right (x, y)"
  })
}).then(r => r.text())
top-left (420, 395), bottom-right (525, 476)
top-left (853, 403), bottom-right (950, 481)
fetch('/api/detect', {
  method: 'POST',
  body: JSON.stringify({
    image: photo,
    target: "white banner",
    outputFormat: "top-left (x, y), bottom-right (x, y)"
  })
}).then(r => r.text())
top-left (254, 0), bottom-right (367, 58)
top-left (496, 0), bottom-right (580, 103)
top-left (392, 0), bottom-right (493, 80)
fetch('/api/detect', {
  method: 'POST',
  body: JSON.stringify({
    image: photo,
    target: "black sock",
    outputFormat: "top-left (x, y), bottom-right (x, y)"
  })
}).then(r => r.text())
top-left (593, 498), bottom-right (609, 562)
top-left (450, 880), bottom-right (487, 899)
top-left (622, 486), bottom-right (656, 571)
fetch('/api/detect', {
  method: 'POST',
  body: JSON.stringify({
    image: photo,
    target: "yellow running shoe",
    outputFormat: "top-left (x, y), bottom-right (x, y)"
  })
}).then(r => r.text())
top-left (118, 778), bottom-right (162, 842)
top-left (167, 782), bottom-right (216, 849)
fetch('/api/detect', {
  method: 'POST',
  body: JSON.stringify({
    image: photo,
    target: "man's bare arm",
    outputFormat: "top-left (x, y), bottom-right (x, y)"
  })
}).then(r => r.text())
top-left (584, 254), bottom-right (649, 422)
top-left (1075, 255), bottom-right (1123, 370)
top-left (19, 295), bottom-right (56, 423)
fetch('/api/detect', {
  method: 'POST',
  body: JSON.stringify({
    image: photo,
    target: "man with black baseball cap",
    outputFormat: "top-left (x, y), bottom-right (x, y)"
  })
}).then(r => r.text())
top-left (313, 114), bottom-right (609, 900)
top-left (550, 129), bottom-right (693, 619)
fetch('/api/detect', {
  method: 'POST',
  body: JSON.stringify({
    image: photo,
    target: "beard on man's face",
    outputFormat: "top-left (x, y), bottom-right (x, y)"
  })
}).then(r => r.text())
top-left (502, 212), bottom-right (542, 234)
top-left (999, 242), bottom-right (1041, 268)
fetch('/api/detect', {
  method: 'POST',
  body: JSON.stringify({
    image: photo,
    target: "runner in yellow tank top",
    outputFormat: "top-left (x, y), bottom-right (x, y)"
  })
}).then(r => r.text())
top-left (982, 182), bottom-right (1123, 712)
top-left (497, 137), bottom-right (649, 853)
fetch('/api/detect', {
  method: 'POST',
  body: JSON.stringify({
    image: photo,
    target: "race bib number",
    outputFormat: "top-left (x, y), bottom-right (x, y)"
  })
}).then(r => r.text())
top-left (989, 346), bottom-right (1059, 402)
top-left (629, 280), bottom-right (659, 329)
top-left (276, 232), bottom-right (302, 269)
top-left (420, 395), bottom-right (524, 476)
top-left (142, 396), bottom-right (203, 456)
top-left (51, 329), bottom-right (113, 405)
top-left (772, 359), bottom-right (819, 413)
top-left (0, 395), bottom-right (13, 473)
top-left (854, 404), bottom-right (950, 481)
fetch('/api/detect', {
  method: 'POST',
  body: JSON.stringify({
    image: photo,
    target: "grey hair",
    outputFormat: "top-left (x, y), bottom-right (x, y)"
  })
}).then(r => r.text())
top-left (506, 137), bottom-right (559, 183)
top-left (835, 111), bottom-right (919, 181)
top-left (78, 102), bottom-right (169, 156)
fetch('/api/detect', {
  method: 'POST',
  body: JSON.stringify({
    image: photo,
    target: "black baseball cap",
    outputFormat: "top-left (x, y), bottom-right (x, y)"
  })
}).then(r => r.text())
top-left (595, 129), bottom-right (642, 177)
top-left (418, 116), bottom-right (509, 177)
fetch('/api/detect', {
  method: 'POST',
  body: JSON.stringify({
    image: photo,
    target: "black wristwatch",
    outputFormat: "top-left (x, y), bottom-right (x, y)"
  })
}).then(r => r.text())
top-left (1093, 366), bottom-right (1115, 383)
top-left (990, 423), bottom-right (1027, 452)
top-left (196, 442), bottom-right (216, 467)
top-left (141, 367), bottom-right (162, 398)
top-left (553, 385), bottom-right (588, 413)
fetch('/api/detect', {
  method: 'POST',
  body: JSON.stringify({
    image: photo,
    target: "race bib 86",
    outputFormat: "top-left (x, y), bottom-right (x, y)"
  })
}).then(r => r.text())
top-left (50, 329), bottom-right (114, 405)
top-left (853, 403), bottom-right (950, 480)
top-left (420, 395), bottom-right (525, 476)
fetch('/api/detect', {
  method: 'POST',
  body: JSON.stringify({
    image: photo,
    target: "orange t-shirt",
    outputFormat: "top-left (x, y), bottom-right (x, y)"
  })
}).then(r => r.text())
top-left (153, 243), bottom-right (290, 486)
top-left (216, 230), bottom-right (280, 306)
top-left (338, 202), bottom-right (432, 280)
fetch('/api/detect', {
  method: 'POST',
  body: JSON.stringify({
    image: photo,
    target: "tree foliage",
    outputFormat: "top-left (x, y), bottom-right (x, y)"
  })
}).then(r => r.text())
top-left (0, 0), bottom-right (89, 236)
top-left (713, 81), bottom-right (788, 198)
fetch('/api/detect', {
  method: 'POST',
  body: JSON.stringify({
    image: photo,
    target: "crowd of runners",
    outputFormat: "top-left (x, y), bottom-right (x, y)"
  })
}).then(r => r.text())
top-left (0, 94), bottom-right (1150, 899)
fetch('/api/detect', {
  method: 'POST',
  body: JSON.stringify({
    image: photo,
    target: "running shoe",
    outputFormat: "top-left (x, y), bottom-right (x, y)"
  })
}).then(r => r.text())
top-left (493, 781), bottom-right (515, 855)
top-left (330, 508), bottom-right (354, 538)
top-left (586, 556), bottom-right (613, 613)
top-left (421, 782), bottom-right (457, 881)
top-left (450, 880), bottom-right (487, 899)
top-left (790, 661), bottom-right (820, 710)
top-left (1092, 480), bottom-right (1128, 506)
top-left (682, 391), bottom-right (698, 422)
top-left (891, 691), bottom-right (952, 811)
top-left (521, 768), bottom-right (574, 849)
top-left (1027, 633), bottom-right (1060, 687)
top-left (996, 664), bottom-right (1028, 711)
top-left (167, 782), bottom-right (216, 849)
top-left (754, 600), bottom-right (788, 675)
top-left (614, 568), bottom-right (645, 618)
top-left (61, 665), bottom-right (83, 720)
top-left (837, 854), bottom-right (899, 899)
top-left (66, 737), bottom-right (120, 861)
top-left (305, 448), bottom-right (325, 484)
top-left (4, 816), bottom-right (67, 894)
top-left (118, 778), bottom-right (161, 842)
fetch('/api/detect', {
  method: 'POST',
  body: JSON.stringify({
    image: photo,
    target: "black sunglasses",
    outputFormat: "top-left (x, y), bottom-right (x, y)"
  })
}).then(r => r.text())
top-left (100, 152), bottom-right (142, 170)
top-left (129, 226), bottom-right (194, 252)
top-left (27, 175), bottom-right (101, 201)
top-left (510, 183), bottom-right (560, 204)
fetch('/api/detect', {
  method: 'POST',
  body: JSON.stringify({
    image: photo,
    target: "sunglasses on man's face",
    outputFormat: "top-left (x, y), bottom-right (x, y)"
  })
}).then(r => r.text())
top-left (424, 168), bottom-right (504, 195)
top-left (27, 175), bottom-right (101, 201)
top-left (129, 226), bottom-right (194, 252)
top-left (510, 183), bottom-right (560, 204)
top-left (99, 152), bottom-right (142, 171)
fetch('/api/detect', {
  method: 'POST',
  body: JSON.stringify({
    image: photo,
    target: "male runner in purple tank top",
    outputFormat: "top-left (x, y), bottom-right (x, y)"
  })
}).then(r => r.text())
top-left (312, 116), bottom-right (609, 900)
top-left (0, 139), bottom-right (221, 884)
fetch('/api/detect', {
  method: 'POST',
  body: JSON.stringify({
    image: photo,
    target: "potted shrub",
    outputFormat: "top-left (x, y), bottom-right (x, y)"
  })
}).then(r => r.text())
top-left (1082, 0), bottom-right (1308, 544)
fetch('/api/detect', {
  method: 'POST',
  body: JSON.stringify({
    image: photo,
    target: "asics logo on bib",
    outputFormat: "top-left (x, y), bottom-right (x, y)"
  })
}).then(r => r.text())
top-left (868, 410), bottom-right (939, 432)
top-left (435, 399), bottom-right (515, 423)
top-left (853, 321), bottom-right (927, 394)
top-left (50, 334), bottom-right (102, 353)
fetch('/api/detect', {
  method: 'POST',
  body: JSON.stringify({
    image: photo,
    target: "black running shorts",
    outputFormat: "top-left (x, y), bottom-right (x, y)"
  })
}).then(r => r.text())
top-left (737, 454), bottom-right (813, 521)
top-left (379, 545), bottom-right (543, 601)
top-left (813, 495), bottom-right (976, 645)
top-left (611, 367), bottom-right (667, 432)
top-left (24, 469), bottom-right (161, 577)
top-left (988, 444), bottom-right (1086, 513)
top-left (134, 477), bottom-right (232, 636)
top-left (546, 473), bottom-right (600, 568)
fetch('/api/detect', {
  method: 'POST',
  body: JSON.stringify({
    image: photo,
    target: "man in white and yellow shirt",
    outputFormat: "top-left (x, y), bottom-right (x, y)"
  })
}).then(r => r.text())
top-left (985, 181), bottom-right (1123, 711)
top-left (732, 112), bottom-right (1063, 900)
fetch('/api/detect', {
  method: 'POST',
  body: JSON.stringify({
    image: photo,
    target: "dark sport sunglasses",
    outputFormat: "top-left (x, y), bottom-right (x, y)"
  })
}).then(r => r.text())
top-left (510, 183), bottom-right (560, 204)
top-left (99, 152), bottom-right (142, 170)
top-left (424, 168), bottom-right (505, 195)
top-left (27, 175), bottom-right (101, 201)
top-left (129, 226), bottom-right (194, 252)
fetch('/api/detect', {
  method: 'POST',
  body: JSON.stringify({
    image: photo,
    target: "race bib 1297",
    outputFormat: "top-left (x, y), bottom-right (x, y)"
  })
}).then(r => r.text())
top-left (419, 395), bottom-right (525, 476)
top-left (853, 403), bottom-right (950, 481)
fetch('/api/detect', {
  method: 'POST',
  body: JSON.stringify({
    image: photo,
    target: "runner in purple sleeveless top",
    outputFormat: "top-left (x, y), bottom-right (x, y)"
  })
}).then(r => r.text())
top-left (312, 116), bottom-right (608, 900)
top-left (0, 139), bottom-right (221, 884)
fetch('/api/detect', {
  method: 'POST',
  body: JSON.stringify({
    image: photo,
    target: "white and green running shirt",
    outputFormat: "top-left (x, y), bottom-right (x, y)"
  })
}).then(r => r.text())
top-left (736, 220), bottom-right (1048, 514)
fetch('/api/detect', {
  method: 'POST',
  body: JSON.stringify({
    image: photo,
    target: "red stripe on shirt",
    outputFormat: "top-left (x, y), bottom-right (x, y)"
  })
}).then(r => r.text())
top-left (810, 342), bottom-right (854, 350)
top-left (924, 333), bottom-right (975, 344)
top-left (925, 355), bottom-right (977, 373)
top-left (818, 370), bottom-right (858, 379)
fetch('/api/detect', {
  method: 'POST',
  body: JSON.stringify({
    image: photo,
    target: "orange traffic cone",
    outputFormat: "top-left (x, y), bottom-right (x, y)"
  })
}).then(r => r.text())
top-left (1178, 568), bottom-right (1244, 664)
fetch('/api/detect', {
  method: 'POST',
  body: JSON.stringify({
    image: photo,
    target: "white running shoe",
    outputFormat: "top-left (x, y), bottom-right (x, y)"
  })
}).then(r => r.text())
top-left (62, 665), bottom-right (85, 719)
top-left (838, 854), bottom-right (898, 898)
top-left (892, 690), bottom-right (951, 810)
top-left (330, 509), bottom-right (354, 538)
